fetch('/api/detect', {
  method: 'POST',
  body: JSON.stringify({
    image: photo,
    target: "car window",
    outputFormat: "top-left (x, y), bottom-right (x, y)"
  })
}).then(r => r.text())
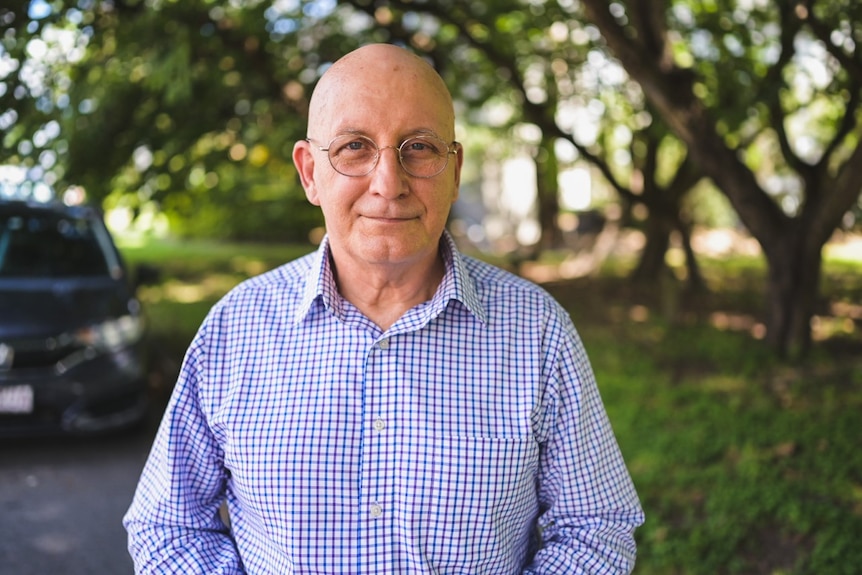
top-left (0, 212), bottom-right (112, 278)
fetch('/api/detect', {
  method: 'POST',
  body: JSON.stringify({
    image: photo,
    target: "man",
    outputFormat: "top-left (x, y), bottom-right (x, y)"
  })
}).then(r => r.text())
top-left (124, 43), bottom-right (644, 574)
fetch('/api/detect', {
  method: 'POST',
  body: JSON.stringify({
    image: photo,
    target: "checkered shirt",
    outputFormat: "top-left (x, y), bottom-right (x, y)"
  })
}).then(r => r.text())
top-left (124, 231), bottom-right (644, 574)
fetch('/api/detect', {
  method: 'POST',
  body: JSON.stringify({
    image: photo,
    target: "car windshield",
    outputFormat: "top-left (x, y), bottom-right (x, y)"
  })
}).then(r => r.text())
top-left (0, 210), bottom-right (113, 278)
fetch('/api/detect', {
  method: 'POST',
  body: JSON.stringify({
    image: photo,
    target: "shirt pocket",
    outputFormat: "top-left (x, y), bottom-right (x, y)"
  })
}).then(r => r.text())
top-left (396, 435), bottom-right (540, 574)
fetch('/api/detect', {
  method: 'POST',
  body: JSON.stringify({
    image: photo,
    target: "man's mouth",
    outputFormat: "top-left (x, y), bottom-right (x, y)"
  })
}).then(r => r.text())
top-left (363, 214), bottom-right (417, 222)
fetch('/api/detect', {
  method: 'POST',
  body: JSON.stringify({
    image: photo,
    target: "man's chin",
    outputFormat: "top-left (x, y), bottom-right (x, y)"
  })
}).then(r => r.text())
top-left (353, 235), bottom-right (435, 266)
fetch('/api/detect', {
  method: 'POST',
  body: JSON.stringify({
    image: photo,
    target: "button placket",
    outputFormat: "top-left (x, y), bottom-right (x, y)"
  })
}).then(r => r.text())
top-left (362, 334), bottom-right (396, 530)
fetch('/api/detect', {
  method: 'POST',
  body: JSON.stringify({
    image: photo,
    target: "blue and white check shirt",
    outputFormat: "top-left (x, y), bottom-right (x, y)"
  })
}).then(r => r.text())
top-left (124, 231), bottom-right (644, 574)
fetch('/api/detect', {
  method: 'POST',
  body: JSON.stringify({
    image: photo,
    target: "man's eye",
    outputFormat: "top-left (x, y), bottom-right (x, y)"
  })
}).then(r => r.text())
top-left (404, 139), bottom-right (440, 155)
top-left (334, 138), bottom-right (374, 156)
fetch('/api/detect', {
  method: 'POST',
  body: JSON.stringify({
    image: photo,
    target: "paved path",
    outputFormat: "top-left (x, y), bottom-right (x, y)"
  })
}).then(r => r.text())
top-left (0, 416), bottom-right (159, 574)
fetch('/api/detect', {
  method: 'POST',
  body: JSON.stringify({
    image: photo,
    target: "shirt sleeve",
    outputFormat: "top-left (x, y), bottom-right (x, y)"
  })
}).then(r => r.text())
top-left (123, 325), bottom-right (244, 574)
top-left (523, 310), bottom-right (645, 574)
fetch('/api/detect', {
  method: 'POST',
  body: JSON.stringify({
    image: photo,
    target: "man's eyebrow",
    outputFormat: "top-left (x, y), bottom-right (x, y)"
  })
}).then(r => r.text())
top-left (332, 128), bottom-right (368, 136)
top-left (410, 128), bottom-right (444, 137)
top-left (401, 129), bottom-right (454, 143)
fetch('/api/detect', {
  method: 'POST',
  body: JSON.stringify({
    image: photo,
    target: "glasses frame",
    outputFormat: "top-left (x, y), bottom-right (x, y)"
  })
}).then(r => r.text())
top-left (305, 134), bottom-right (460, 178)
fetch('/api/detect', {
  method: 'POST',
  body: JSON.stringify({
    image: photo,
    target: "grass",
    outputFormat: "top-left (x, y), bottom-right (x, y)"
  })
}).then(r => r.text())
top-left (576, 311), bottom-right (862, 574)
top-left (120, 234), bottom-right (862, 575)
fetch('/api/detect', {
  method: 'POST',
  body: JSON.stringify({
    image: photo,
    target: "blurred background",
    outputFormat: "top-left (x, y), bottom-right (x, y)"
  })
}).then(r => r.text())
top-left (1, 1), bottom-right (861, 574)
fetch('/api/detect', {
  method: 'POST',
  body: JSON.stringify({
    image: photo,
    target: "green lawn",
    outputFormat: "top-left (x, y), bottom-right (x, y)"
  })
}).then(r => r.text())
top-left (560, 288), bottom-right (862, 575)
top-left (120, 234), bottom-right (862, 575)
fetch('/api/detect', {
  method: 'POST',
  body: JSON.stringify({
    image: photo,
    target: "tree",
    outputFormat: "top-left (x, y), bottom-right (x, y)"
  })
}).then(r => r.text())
top-left (580, 0), bottom-right (862, 358)
top-left (1, 0), bottom-right (334, 241)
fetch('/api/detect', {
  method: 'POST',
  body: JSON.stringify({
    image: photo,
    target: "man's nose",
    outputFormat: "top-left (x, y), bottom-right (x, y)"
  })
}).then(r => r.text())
top-left (369, 146), bottom-right (409, 197)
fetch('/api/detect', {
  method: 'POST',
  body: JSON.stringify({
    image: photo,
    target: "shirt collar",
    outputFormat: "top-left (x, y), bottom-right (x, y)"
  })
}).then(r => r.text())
top-left (434, 230), bottom-right (487, 324)
top-left (295, 230), bottom-right (487, 325)
top-left (296, 234), bottom-right (340, 323)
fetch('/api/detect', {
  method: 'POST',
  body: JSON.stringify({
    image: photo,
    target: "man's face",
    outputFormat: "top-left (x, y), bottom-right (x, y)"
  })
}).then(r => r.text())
top-left (294, 53), bottom-right (462, 271)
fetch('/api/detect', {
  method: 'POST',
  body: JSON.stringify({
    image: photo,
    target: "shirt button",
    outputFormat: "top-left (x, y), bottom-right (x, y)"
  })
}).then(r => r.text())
top-left (370, 502), bottom-right (383, 518)
top-left (373, 418), bottom-right (385, 432)
top-left (378, 338), bottom-right (390, 350)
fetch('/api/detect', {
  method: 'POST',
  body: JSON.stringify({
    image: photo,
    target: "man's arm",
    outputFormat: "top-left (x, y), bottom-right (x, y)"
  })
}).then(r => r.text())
top-left (524, 319), bottom-right (644, 574)
top-left (123, 337), bottom-right (244, 574)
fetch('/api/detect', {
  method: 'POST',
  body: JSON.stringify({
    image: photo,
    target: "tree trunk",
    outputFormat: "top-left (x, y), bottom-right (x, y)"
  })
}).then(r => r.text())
top-left (633, 215), bottom-right (672, 280)
top-left (535, 134), bottom-right (561, 251)
top-left (676, 219), bottom-right (705, 292)
top-left (763, 235), bottom-right (823, 359)
top-left (634, 211), bottom-right (705, 291)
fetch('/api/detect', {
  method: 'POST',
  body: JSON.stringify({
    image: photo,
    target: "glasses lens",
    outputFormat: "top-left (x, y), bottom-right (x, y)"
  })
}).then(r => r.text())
top-left (399, 136), bottom-right (450, 178)
top-left (327, 135), bottom-right (379, 177)
top-left (324, 134), bottom-right (452, 177)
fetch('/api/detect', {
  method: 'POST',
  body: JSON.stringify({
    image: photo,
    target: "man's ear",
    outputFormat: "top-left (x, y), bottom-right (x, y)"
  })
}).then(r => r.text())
top-left (293, 140), bottom-right (320, 206)
top-left (451, 142), bottom-right (464, 203)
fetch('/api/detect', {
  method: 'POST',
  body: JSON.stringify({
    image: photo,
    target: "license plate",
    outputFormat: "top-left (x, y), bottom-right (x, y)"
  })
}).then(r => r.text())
top-left (0, 385), bottom-right (34, 414)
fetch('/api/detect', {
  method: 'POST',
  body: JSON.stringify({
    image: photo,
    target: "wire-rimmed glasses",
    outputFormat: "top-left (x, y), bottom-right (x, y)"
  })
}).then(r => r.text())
top-left (306, 134), bottom-right (459, 178)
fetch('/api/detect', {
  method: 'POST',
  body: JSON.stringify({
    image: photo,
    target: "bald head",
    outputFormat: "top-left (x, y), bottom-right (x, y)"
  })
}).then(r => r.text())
top-left (307, 44), bottom-right (455, 141)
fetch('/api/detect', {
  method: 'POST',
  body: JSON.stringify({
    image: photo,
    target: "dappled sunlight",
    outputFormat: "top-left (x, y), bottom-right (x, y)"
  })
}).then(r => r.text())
top-left (709, 311), bottom-right (767, 340)
top-left (774, 299), bottom-right (862, 343)
top-left (825, 232), bottom-right (862, 263)
top-left (691, 228), bottom-right (762, 258)
top-left (811, 314), bottom-right (858, 341)
top-left (138, 274), bottom-right (242, 304)
top-left (852, 484), bottom-right (862, 517)
top-left (699, 374), bottom-right (748, 394)
top-left (229, 256), bottom-right (269, 277)
top-left (628, 304), bottom-right (650, 322)
top-left (689, 228), bottom-right (862, 264)
top-left (521, 227), bottom-right (642, 282)
top-left (161, 283), bottom-right (209, 304)
top-left (114, 234), bottom-right (148, 249)
top-left (831, 301), bottom-right (862, 320)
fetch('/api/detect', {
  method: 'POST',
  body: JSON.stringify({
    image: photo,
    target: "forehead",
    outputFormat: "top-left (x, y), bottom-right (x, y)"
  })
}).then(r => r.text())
top-left (319, 97), bottom-right (453, 143)
top-left (310, 51), bottom-right (454, 138)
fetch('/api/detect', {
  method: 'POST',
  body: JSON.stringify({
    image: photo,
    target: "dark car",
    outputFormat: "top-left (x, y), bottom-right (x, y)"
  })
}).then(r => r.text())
top-left (0, 199), bottom-right (151, 436)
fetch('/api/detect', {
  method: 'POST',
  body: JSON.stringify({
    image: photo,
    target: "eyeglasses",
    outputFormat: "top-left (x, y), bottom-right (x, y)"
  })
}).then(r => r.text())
top-left (306, 134), bottom-right (459, 178)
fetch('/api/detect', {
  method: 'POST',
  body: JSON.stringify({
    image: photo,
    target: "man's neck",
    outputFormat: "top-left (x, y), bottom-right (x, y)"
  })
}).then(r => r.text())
top-left (331, 250), bottom-right (446, 332)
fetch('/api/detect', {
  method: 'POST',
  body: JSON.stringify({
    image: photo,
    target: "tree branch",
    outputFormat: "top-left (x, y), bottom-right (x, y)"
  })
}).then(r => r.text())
top-left (580, 0), bottom-right (789, 245)
top-left (767, 6), bottom-right (810, 178)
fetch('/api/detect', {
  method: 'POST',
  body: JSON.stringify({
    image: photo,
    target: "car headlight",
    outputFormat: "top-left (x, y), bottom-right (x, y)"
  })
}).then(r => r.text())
top-left (54, 315), bottom-right (145, 374)
top-left (74, 315), bottom-right (145, 352)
